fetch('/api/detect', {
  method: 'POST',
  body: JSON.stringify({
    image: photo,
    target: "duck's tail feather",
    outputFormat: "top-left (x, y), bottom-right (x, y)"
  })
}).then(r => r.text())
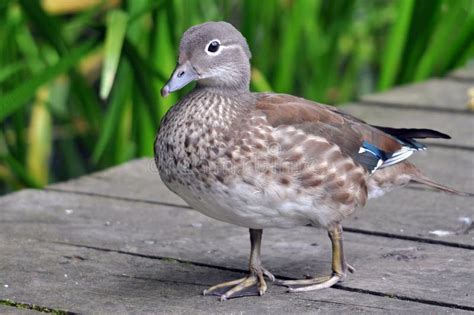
top-left (372, 126), bottom-right (451, 150)
top-left (373, 126), bottom-right (451, 140)
top-left (411, 176), bottom-right (474, 197)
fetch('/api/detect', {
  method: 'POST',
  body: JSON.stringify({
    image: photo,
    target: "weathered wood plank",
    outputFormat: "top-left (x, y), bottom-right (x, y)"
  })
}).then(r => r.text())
top-left (0, 306), bottom-right (41, 314)
top-left (1, 239), bottom-right (465, 314)
top-left (360, 79), bottom-right (473, 111)
top-left (349, 188), bottom-right (474, 246)
top-left (342, 103), bottom-right (474, 148)
top-left (2, 189), bottom-right (473, 309)
top-left (409, 147), bottom-right (474, 192)
top-left (49, 154), bottom-right (474, 246)
top-left (49, 158), bottom-right (188, 207)
top-left (448, 66), bottom-right (474, 81)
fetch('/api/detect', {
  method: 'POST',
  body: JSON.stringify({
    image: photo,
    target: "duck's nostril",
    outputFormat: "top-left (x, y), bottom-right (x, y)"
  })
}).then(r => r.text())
top-left (177, 71), bottom-right (185, 78)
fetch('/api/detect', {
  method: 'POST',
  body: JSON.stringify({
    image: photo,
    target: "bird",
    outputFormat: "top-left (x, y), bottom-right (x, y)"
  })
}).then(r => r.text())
top-left (154, 21), bottom-right (469, 301)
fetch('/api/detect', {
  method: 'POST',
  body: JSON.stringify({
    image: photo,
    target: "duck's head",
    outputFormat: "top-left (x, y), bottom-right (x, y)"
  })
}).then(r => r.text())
top-left (161, 21), bottom-right (252, 97)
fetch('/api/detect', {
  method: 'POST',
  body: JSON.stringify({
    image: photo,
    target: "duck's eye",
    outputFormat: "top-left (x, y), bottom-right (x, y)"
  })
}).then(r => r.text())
top-left (206, 40), bottom-right (220, 54)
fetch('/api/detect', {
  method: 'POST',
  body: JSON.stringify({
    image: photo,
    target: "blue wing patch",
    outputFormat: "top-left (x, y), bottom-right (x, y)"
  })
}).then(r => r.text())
top-left (356, 141), bottom-right (392, 174)
top-left (356, 141), bottom-right (414, 174)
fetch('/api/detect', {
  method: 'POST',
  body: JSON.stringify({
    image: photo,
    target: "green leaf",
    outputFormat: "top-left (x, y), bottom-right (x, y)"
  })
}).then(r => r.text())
top-left (273, 1), bottom-right (307, 93)
top-left (378, 0), bottom-right (415, 90)
top-left (112, 100), bottom-right (134, 165)
top-left (150, 8), bottom-right (177, 118)
top-left (0, 155), bottom-right (41, 188)
top-left (128, 0), bottom-right (167, 25)
top-left (18, 0), bottom-right (102, 130)
top-left (26, 97), bottom-right (52, 186)
top-left (414, 0), bottom-right (474, 80)
top-left (18, 0), bottom-right (68, 53)
top-left (0, 62), bottom-right (26, 84)
top-left (93, 62), bottom-right (131, 162)
top-left (100, 9), bottom-right (129, 100)
top-left (0, 40), bottom-right (96, 122)
top-left (132, 88), bottom-right (155, 157)
top-left (251, 68), bottom-right (273, 92)
top-left (123, 39), bottom-right (160, 126)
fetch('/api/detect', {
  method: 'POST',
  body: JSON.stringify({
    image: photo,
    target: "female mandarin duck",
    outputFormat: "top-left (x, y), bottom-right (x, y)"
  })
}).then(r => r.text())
top-left (155, 21), bottom-right (468, 301)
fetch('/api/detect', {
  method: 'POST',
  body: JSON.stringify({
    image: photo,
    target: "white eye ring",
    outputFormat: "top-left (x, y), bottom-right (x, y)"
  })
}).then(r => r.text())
top-left (205, 39), bottom-right (221, 56)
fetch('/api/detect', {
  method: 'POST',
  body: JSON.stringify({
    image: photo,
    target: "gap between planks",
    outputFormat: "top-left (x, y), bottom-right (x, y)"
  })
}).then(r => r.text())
top-left (44, 187), bottom-right (474, 250)
top-left (0, 299), bottom-right (73, 315)
top-left (41, 239), bottom-right (474, 312)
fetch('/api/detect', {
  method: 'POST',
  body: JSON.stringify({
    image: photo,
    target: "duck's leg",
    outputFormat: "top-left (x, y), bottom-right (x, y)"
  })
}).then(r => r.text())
top-left (203, 229), bottom-right (275, 301)
top-left (277, 223), bottom-right (355, 292)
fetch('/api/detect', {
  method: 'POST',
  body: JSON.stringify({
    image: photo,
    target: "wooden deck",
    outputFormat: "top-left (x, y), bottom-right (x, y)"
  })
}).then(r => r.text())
top-left (1, 68), bottom-right (473, 314)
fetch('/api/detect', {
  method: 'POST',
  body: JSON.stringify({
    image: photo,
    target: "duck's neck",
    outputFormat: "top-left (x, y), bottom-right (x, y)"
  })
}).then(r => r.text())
top-left (195, 80), bottom-right (251, 97)
top-left (195, 85), bottom-right (254, 105)
top-left (180, 86), bottom-right (255, 128)
top-left (196, 63), bottom-right (251, 95)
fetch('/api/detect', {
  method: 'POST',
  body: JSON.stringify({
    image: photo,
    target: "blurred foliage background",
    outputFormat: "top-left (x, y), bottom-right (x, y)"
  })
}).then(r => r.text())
top-left (0, 0), bottom-right (473, 194)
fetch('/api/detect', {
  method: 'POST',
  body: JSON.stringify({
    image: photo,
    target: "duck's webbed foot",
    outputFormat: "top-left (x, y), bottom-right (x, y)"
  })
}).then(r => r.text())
top-left (202, 229), bottom-right (275, 301)
top-left (277, 224), bottom-right (355, 292)
top-left (202, 266), bottom-right (275, 300)
top-left (277, 265), bottom-right (354, 292)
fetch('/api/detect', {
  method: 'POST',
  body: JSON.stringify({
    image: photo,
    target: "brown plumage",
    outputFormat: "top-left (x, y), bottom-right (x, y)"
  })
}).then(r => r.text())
top-left (154, 21), bottom-right (468, 301)
top-left (256, 93), bottom-right (402, 164)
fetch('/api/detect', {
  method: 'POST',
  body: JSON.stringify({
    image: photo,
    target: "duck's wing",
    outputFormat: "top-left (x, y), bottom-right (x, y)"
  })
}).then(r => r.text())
top-left (255, 93), bottom-right (415, 174)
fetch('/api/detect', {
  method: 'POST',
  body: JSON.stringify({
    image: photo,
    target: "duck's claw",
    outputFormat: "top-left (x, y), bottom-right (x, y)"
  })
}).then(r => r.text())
top-left (203, 270), bottom-right (272, 300)
top-left (276, 275), bottom-right (333, 287)
top-left (276, 274), bottom-right (342, 292)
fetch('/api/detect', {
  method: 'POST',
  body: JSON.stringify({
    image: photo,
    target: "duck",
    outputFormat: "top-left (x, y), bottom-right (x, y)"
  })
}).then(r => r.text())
top-left (154, 21), bottom-right (467, 301)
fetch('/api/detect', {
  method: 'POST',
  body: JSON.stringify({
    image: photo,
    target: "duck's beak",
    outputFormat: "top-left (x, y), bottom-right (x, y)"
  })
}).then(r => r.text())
top-left (161, 61), bottom-right (199, 97)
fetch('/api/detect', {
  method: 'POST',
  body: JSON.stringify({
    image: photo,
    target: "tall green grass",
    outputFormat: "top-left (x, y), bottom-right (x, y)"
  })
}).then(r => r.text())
top-left (0, 0), bottom-right (473, 193)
